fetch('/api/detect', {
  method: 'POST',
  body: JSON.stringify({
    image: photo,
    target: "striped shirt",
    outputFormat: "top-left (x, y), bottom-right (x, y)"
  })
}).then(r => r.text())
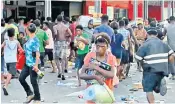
top-left (135, 37), bottom-right (174, 76)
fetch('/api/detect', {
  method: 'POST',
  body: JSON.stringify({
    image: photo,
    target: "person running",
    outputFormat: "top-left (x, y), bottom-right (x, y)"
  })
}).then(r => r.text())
top-left (135, 27), bottom-right (174, 104)
top-left (117, 20), bottom-right (131, 80)
top-left (33, 19), bottom-right (49, 70)
top-left (110, 21), bottom-right (124, 79)
top-left (1, 28), bottom-right (23, 95)
top-left (19, 23), bottom-right (41, 103)
top-left (79, 33), bottom-right (116, 103)
top-left (74, 25), bottom-right (89, 86)
top-left (164, 16), bottom-right (175, 80)
top-left (43, 22), bottom-right (56, 73)
top-left (53, 15), bottom-right (72, 80)
top-left (93, 15), bottom-right (114, 40)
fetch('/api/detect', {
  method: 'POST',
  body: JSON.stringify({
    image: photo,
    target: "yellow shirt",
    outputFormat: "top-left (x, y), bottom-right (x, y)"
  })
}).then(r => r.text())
top-left (6, 24), bottom-right (19, 39)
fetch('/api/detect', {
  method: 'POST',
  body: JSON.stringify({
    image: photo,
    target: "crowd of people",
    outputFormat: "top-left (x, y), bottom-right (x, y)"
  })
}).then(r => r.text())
top-left (1, 14), bottom-right (175, 104)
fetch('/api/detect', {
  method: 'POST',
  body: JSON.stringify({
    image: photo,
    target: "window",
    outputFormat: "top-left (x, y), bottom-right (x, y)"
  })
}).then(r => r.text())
top-left (114, 8), bottom-right (127, 20)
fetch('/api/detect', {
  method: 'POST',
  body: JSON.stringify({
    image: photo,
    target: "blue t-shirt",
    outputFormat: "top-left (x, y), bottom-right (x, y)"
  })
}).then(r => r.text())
top-left (24, 37), bottom-right (40, 67)
top-left (111, 33), bottom-right (124, 58)
top-left (93, 24), bottom-right (114, 39)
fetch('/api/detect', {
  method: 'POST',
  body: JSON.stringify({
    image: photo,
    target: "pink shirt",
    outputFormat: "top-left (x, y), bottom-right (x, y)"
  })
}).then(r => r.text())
top-left (45, 29), bottom-right (54, 49)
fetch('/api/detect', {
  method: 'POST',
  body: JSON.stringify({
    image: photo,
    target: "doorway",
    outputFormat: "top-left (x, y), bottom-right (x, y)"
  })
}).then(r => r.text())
top-left (27, 7), bottom-right (36, 20)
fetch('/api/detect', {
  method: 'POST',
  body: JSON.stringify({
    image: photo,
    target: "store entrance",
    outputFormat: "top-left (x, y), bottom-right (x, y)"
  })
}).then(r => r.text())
top-left (51, 1), bottom-right (70, 22)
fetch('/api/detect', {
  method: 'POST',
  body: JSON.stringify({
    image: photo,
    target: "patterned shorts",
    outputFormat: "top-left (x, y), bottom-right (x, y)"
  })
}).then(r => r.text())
top-left (54, 41), bottom-right (68, 59)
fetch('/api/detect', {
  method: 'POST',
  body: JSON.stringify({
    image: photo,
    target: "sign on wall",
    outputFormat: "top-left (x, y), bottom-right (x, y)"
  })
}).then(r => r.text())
top-left (89, 6), bottom-right (95, 14)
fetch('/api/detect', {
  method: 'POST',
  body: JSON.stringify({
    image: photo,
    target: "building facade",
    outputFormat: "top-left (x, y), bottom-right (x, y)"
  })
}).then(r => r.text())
top-left (2, 0), bottom-right (175, 22)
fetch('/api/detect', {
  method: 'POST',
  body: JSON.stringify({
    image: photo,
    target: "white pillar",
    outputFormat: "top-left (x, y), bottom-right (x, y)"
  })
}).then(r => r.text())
top-left (144, 0), bottom-right (148, 19)
top-left (168, 1), bottom-right (172, 18)
top-left (1, 1), bottom-right (3, 19)
top-left (94, 0), bottom-right (101, 14)
top-left (161, 0), bottom-right (165, 21)
top-left (133, 0), bottom-right (138, 20)
top-left (45, 0), bottom-right (51, 20)
top-left (172, 0), bottom-right (174, 16)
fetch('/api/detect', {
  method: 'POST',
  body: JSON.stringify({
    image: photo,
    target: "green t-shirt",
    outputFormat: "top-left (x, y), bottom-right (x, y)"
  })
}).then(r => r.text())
top-left (35, 28), bottom-right (49, 52)
top-left (76, 33), bottom-right (89, 55)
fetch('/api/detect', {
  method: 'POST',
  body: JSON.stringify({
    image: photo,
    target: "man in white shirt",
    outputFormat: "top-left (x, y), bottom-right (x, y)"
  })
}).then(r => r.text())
top-left (43, 22), bottom-right (56, 73)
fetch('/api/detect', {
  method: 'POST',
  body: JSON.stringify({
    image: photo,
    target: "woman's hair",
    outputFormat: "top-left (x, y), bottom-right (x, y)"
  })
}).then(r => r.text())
top-left (110, 21), bottom-right (118, 34)
top-left (95, 33), bottom-right (110, 47)
top-left (110, 21), bottom-right (118, 30)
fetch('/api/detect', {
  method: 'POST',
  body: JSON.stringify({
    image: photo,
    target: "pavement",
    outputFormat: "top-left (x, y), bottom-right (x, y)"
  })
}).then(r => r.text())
top-left (1, 62), bottom-right (175, 104)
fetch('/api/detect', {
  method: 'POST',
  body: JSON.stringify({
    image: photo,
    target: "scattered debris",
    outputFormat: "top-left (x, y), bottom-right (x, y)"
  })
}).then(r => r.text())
top-left (129, 88), bottom-right (138, 92)
top-left (44, 81), bottom-right (48, 83)
top-left (53, 101), bottom-right (58, 103)
top-left (10, 100), bottom-right (18, 103)
top-left (41, 98), bottom-right (45, 102)
top-left (133, 83), bottom-right (143, 89)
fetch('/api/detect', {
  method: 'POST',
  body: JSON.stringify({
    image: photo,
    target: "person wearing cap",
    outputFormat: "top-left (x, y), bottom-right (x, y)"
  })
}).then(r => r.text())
top-left (134, 21), bottom-right (147, 44)
top-left (149, 21), bottom-right (163, 40)
top-left (1, 28), bottom-right (23, 96)
top-left (19, 23), bottom-right (41, 103)
top-left (135, 27), bottom-right (174, 104)
top-left (79, 32), bottom-right (116, 103)
top-left (164, 16), bottom-right (175, 80)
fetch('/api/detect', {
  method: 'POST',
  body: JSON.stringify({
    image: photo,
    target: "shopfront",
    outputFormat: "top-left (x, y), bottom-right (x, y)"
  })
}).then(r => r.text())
top-left (83, 0), bottom-right (143, 21)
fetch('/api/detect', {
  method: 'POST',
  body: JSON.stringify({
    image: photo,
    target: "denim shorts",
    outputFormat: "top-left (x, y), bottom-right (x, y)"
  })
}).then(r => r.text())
top-left (142, 72), bottom-right (163, 92)
top-left (75, 53), bottom-right (87, 70)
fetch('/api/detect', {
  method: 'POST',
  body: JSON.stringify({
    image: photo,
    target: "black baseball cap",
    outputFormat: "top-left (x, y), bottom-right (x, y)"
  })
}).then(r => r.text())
top-left (150, 21), bottom-right (157, 27)
top-left (147, 27), bottom-right (158, 35)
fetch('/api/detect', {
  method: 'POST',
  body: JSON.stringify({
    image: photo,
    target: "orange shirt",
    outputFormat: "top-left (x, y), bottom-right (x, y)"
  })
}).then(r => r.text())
top-left (84, 51), bottom-right (116, 91)
top-left (134, 28), bottom-right (147, 40)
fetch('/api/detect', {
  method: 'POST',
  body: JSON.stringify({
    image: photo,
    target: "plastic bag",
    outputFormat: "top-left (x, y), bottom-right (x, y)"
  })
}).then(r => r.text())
top-left (83, 84), bottom-right (115, 104)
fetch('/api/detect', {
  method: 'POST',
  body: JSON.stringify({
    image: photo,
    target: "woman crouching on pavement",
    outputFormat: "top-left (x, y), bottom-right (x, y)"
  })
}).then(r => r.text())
top-left (79, 32), bottom-right (117, 104)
